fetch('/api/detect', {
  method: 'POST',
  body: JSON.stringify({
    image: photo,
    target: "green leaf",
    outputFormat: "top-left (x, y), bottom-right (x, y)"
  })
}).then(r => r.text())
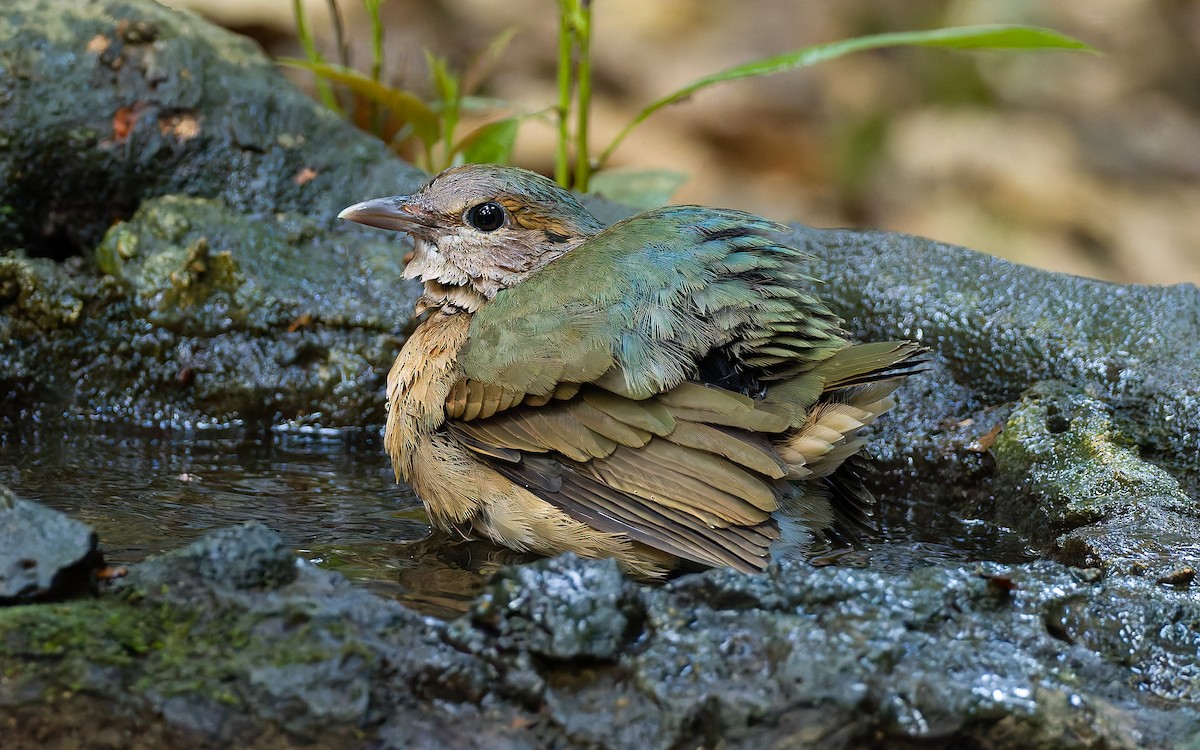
top-left (598, 24), bottom-right (1096, 167)
top-left (589, 168), bottom-right (688, 210)
top-left (280, 59), bottom-right (440, 146)
top-left (290, 0), bottom-right (339, 113)
top-left (425, 51), bottom-right (462, 161)
top-left (456, 117), bottom-right (521, 165)
top-left (425, 51), bottom-right (461, 109)
top-left (463, 27), bottom-right (519, 95)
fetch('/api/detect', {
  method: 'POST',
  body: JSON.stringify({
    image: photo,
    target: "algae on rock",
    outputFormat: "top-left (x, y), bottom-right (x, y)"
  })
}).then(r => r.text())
top-left (0, 0), bottom-right (424, 429)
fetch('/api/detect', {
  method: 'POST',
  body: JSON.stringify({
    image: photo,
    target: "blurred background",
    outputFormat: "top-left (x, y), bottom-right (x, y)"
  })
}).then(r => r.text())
top-left (164, 0), bottom-right (1200, 285)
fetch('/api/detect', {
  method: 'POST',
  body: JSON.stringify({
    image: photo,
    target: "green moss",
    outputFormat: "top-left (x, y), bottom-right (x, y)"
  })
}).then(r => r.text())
top-left (0, 590), bottom-right (362, 710)
top-left (0, 599), bottom-right (185, 672)
top-left (993, 382), bottom-right (1191, 528)
top-left (0, 257), bottom-right (85, 332)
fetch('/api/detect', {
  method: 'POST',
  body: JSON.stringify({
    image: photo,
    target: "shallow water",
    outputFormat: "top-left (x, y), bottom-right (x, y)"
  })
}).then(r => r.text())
top-left (0, 423), bottom-right (1034, 617)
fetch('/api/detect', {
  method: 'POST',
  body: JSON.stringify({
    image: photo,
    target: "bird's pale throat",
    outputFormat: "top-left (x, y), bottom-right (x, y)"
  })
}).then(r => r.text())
top-left (402, 240), bottom-right (490, 314)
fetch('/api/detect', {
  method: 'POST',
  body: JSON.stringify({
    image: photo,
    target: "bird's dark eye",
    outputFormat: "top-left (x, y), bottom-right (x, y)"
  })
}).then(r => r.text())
top-left (465, 202), bottom-right (506, 232)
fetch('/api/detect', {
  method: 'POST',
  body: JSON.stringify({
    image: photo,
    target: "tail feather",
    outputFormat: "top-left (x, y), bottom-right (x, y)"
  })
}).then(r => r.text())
top-left (767, 340), bottom-right (924, 554)
top-left (818, 340), bottom-right (927, 390)
top-left (774, 379), bottom-right (903, 479)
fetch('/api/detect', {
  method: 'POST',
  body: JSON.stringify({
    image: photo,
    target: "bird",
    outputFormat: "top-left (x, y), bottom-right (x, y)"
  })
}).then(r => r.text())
top-left (339, 164), bottom-right (924, 578)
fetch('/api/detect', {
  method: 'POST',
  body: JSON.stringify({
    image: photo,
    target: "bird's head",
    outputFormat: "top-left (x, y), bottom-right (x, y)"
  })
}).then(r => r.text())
top-left (339, 164), bottom-right (604, 312)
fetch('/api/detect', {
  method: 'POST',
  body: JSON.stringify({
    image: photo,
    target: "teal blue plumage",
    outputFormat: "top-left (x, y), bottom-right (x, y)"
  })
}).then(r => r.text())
top-left (463, 205), bottom-right (846, 400)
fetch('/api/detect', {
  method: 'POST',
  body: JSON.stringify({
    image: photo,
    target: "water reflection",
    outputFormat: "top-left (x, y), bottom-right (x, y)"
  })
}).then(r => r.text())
top-left (0, 423), bottom-right (493, 616)
top-left (0, 424), bottom-right (1033, 618)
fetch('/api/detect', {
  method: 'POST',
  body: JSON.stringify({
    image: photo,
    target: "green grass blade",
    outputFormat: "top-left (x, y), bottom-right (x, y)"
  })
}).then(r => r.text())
top-left (280, 58), bottom-right (440, 146)
top-left (291, 0), bottom-right (340, 113)
top-left (324, 0), bottom-right (349, 68)
top-left (463, 26), bottom-right (519, 95)
top-left (597, 24), bottom-right (1095, 168)
top-left (554, 0), bottom-right (574, 187)
top-left (425, 51), bottom-right (461, 166)
top-left (362, 0), bottom-right (385, 82)
top-left (572, 1), bottom-right (593, 191)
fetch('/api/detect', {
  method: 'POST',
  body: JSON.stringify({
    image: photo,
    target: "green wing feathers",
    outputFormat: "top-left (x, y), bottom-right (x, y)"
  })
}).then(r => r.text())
top-left (460, 206), bottom-right (848, 399)
top-left (450, 207), bottom-right (925, 570)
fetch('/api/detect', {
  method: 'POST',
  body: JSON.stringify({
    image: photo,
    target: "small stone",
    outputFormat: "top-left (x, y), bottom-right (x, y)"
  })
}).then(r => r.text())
top-left (1155, 566), bottom-right (1196, 587)
top-left (452, 553), bottom-right (639, 661)
top-left (0, 485), bottom-right (102, 603)
top-left (124, 522), bottom-right (298, 593)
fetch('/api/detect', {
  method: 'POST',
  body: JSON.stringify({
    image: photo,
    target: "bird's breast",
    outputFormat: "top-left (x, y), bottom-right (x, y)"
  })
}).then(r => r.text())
top-left (383, 310), bottom-right (473, 479)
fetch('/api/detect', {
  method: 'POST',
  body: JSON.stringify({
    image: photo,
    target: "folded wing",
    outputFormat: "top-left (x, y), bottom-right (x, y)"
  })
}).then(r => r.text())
top-left (447, 207), bottom-right (921, 570)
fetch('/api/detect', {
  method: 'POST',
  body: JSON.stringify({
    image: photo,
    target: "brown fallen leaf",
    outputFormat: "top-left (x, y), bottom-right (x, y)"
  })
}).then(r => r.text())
top-left (112, 103), bottom-right (143, 142)
top-left (968, 423), bottom-right (1003, 453)
top-left (288, 312), bottom-right (314, 333)
top-left (294, 166), bottom-right (319, 185)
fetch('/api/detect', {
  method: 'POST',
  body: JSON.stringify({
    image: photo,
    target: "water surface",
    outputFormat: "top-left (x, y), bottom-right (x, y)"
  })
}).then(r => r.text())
top-left (0, 423), bottom-right (1034, 617)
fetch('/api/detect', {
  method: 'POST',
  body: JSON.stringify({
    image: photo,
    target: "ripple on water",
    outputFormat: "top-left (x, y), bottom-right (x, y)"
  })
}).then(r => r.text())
top-left (0, 423), bottom-right (500, 617)
top-left (0, 424), bottom-right (1034, 617)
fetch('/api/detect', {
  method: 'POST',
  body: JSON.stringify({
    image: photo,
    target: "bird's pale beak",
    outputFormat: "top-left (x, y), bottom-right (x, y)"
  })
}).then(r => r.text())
top-left (338, 196), bottom-right (433, 233)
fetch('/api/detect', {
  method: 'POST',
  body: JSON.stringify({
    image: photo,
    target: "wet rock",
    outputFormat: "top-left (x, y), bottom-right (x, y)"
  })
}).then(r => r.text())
top-left (4, 532), bottom-right (1200, 749)
top-left (796, 225), bottom-right (1200, 494)
top-left (126, 522), bottom-right (299, 592)
top-left (0, 0), bottom-right (423, 256)
top-left (987, 382), bottom-right (1200, 573)
top-left (0, 0), bottom-right (422, 429)
top-left (416, 555), bottom-right (1200, 749)
top-left (0, 485), bottom-right (102, 603)
top-left (992, 382), bottom-right (1191, 529)
top-left (0, 524), bottom-right (499, 748)
top-left (447, 554), bottom-right (638, 661)
top-left (792, 226), bottom-right (1200, 572)
top-left (1044, 573), bottom-right (1200, 704)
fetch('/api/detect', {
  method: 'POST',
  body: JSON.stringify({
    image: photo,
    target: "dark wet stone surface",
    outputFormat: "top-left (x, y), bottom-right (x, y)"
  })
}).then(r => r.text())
top-left (782, 227), bottom-right (1200, 578)
top-left (0, 0), bottom-right (423, 429)
top-left (3, 524), bottom-right (1199, 749)
top-left (445, 555), bottom-right (639, 662)
top-left (0, 484), bottom-right (101, 603)
top-left (798, 225), bottom-right (1200, 500)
